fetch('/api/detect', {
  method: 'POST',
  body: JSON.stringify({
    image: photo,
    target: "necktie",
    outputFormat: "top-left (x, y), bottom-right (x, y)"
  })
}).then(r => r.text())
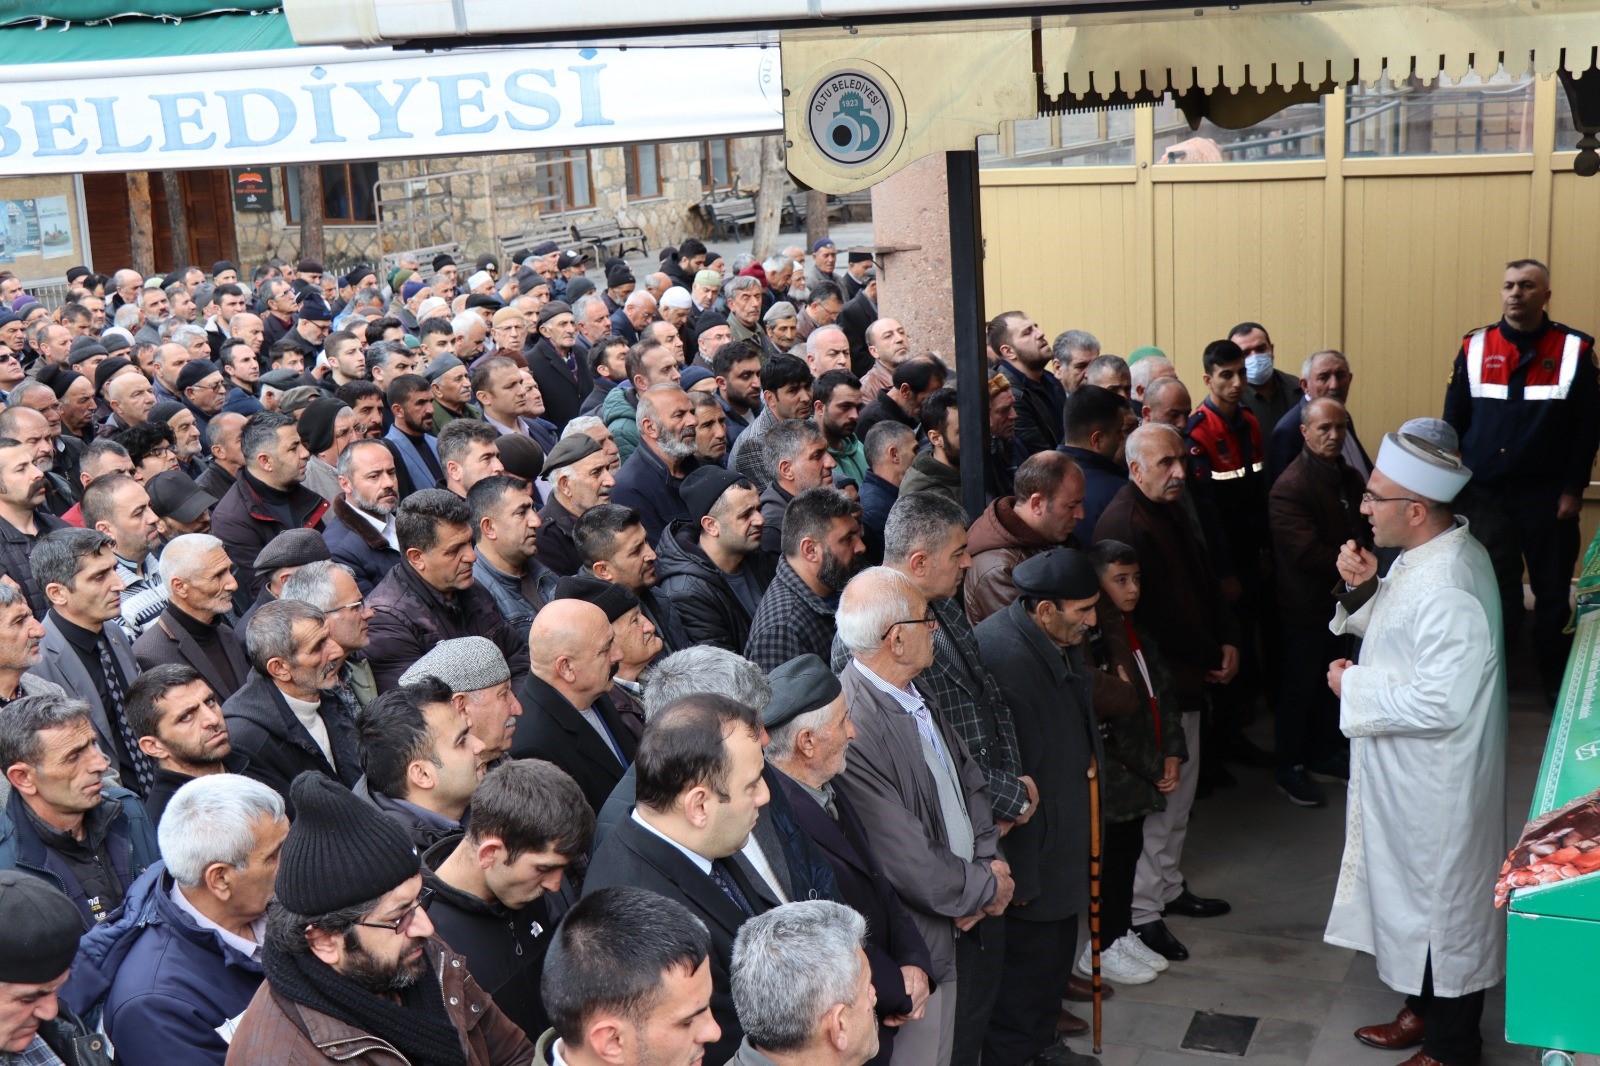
top-left (99, 635), bottom-right (155, 795)
top-left (710, 859), bottom-right (754, 917)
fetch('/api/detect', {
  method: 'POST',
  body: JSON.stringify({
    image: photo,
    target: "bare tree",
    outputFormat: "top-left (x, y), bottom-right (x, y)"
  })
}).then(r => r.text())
top-left (749, 136), bottom-right (785, 260)
top-left (161, 172), bottom-right (189, 270)
top-left (125, 173), bottom-right (154, 276)
top-left (297, 164), bottom-right (326, 261)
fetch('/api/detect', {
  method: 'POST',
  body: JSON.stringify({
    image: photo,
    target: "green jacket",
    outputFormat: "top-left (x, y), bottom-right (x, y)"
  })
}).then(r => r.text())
top-left (431, 399), bottom-right (483, 435)
top-left (600, 383), bottom-right (641, 463)
top-left (828, 434), bottom-right (867, 486)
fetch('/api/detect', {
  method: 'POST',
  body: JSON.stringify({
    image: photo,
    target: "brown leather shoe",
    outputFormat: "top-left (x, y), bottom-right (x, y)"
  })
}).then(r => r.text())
top-left (1063, 975), bottom-right (1114, 1002)
top-left (1354, 1006), bottom-right (1424, 1050)
top-left (1055, 1009), bottom-right (1088, 1036)
top-left (1396, 1053), bottom-right (1449, 1066)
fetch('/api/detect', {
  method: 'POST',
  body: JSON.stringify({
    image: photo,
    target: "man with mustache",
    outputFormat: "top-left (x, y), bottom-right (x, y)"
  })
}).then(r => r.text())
top-left (228, 771), bottom-right (535, 1065)
top-left (0, 581), bottom-right (61, 706)
top-left (130, 534), bottom-right (249, 714)
top-left (535, 434), bottom-right (616, 578)
top-left (223, 600), bottom-right (359, 816)
top-left (123, 664), bottom-right (247, 828)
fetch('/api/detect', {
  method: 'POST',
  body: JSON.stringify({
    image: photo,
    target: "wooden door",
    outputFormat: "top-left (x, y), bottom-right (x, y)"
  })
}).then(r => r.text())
top-left (82, 169), bottom-right (237, 275)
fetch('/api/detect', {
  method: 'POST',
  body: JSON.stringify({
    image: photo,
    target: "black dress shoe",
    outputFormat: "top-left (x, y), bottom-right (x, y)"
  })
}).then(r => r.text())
top-left (1162, 886), bottom-right (1232, 918)
top-left (1132, 919), bottom-right (1189, 961)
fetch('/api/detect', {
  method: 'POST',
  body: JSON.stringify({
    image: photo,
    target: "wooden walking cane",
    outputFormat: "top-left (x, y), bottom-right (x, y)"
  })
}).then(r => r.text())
top-left (1087, 754), bottom-right (1104, 1054)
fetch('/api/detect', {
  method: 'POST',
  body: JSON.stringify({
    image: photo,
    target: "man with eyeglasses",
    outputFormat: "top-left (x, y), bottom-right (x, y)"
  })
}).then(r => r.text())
top-left (229, 771), bottom-right (536, 1065)
top-left (285, 293), bottom-right (333, 361)
top-left (1326, 432), bottom-right (1506, 1066)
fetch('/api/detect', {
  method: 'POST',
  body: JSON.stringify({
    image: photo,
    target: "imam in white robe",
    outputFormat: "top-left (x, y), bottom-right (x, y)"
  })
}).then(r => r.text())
top-left (1326, 519), bottom-right (1507, 998)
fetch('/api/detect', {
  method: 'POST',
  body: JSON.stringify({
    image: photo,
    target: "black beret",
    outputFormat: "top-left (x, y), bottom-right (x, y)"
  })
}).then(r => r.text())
top-left (298, 397), bottom-right (348, 454)
top-left (0, 872), bottom-right (83, 983)
top-left (1012, 548), bottom-right (1101, 601)
top-left (253, 528), bottom-right (331, 572)
top-left (541, 433), bottom-right (601, 476)
top-left (763, 654), bottom-right (843, 730)
top-left (93, 357), bottom-right (132, 395)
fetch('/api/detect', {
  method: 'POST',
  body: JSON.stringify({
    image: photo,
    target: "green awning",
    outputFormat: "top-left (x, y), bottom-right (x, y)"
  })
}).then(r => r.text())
top-left (0, 10), bottom-right (292, 64)
top-left (0, 2), bottom-right (277, 27)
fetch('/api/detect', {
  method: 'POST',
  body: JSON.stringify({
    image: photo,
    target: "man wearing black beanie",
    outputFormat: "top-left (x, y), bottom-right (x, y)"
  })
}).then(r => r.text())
top-left (0, 872), bottom-right (109, 1063)
top-left (229, 772), bottom-right (536, 1065)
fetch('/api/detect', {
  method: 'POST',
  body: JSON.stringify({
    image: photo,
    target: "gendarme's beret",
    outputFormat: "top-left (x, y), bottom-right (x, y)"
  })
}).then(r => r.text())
top-left (0, 871), bottom-right (83, 983)
top-left (680, 465), bottom-right (751, 523)
top-left (542, 433), bottom-right (601, 476)
top-left (763, 654), bottom-right (842, 730)
top-left (177, 358), bottom-right (222, 391)
top-left (399, 636), bottom-right (511, 693)
top-left (424, 353), bottom-right (464, 383)
top-left (1012, 548), bottom-right (1102, 601)
top-left (553, 573), bottom-right (639, 623)
top-left (537, 301), bottom-right (573, 327)
top-left (253, 528), bottom-right (331, 572)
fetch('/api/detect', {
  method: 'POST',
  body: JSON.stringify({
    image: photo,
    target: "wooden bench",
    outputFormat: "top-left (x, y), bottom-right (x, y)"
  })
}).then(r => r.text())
top-left (827, 190), bottom-right (873, 222)
top-left (571, 217), bottom-right (646, 261)
top-left (380, 242), bottom-right (467, 287)
top-left (783, 191), bottom-right (848, 231)
top-left (701, 196), bottom-right (758, 241)
top-left (496, 228), bottom-right (575, 268)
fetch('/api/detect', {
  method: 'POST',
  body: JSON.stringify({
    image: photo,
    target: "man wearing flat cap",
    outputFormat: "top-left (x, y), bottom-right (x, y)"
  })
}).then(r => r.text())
top-left (0, 873), bottom-right (110, 1063)
top-left (234, 527), bottom-right (332, 640)
top-left (526, 301), bottom-right (592, 431)
top-left (765, 655), bottom-right (934, 1065)
top-left (535, 434), bottom-right (614, 578)
top-left (1326, 432), bottom-right (1507, 1066)
top-left (400, 637), bottom-right (522, 767)
top-left (974, 550), bottom-right (1107, 1066)
top-left (227, 773), bottom-right (535, 1064)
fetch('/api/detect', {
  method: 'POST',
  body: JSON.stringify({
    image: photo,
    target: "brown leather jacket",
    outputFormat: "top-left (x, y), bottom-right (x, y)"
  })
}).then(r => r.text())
top-left (224, 939), bottom-right (535, 1066)
top-left (962, 497), bottom-right (1062, 626)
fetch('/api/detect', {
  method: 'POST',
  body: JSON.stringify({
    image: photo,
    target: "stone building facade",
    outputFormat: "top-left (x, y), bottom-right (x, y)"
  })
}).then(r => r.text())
top-left (233, 138), bottom-right (770, 271)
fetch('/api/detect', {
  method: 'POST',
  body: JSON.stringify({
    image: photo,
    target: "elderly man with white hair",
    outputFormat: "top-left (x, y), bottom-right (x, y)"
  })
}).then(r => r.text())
top-left (1128, 353), bottom-right (1176, 404)
top-left (66, 774), bottom-right (287, 1066)
top-left (610, 290), bottom-right (658, 346)
top-left (131, 533), bottom-right (249, 700)
top-left (833, 566), bottom-right (1008, 1066)
top-left (729, 900), bottom-right (882, 1066)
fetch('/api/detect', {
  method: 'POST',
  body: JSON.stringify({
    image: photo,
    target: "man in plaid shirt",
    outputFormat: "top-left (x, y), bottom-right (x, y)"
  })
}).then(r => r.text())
top-left (744, 487), bottom-right (865, 672)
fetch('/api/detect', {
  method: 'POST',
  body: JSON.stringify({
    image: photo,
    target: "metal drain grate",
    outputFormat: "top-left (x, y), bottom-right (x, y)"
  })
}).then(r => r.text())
top-left (1180, 1011), bottom-right (1258, 1056)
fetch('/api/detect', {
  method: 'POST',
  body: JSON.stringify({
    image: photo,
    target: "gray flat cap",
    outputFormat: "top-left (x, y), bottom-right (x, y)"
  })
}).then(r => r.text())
top-left (399, 636), bottom-right (510, 693)
top-left (253, 528), bottom-right (331, 572)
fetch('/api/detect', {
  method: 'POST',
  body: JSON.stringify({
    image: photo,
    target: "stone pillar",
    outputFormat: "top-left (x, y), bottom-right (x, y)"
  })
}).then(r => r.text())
top-left (871, 152), bottom-right (957, 367)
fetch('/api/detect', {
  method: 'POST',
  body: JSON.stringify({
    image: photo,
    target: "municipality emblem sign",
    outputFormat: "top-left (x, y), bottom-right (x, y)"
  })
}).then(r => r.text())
top-left (808, 71), bottom-right (894, 167)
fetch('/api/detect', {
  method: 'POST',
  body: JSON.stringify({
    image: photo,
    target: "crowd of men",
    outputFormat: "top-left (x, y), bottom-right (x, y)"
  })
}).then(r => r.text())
top-left (0, 246), bottom-right (1588, 1066)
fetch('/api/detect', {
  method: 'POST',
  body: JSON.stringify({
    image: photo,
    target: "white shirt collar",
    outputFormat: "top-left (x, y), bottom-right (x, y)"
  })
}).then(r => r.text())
top-left (852, 658), bottom-right (927, 716)
top-left (345, 498), bottom-right (400, 551)
top-left (630, 808), bottom-right (713, 875)
top-left (170, 882), bottom-right (264, 960)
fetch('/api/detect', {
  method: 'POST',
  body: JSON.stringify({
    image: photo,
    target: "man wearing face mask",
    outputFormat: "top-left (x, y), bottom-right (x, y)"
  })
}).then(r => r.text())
top-left (1229, 321), bottom-right (1304, 438)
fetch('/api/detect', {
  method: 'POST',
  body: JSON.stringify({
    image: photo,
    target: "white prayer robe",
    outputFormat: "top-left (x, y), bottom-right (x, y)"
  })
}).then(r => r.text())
top-left (1325, 519), bottom-right (1507, 998)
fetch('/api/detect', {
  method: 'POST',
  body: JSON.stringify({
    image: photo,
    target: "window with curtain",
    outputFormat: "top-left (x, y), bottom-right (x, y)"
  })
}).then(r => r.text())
top-left (285, 162), bottom-right (380, 223)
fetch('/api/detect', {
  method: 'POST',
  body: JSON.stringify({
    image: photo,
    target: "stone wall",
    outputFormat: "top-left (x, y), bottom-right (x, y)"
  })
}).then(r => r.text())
top-left (231, 140), bottom-right (775, 270)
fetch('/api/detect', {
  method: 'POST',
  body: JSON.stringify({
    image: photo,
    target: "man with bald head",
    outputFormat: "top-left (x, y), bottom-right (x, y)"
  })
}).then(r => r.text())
top-left (104, 369), bottom-right (157, 433)
top-left (1267, 397), bottom-right (1369, 807)
top-left (508, 597), bottom-right (633, 812)
top-left (1265, 349), bottom-right (1370, 484)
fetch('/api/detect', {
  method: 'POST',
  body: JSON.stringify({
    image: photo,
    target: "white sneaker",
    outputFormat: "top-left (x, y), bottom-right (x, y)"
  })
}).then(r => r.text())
top-left (1074, 937), bottom-right (1157, 985)
top-left (1116, 932), bottom-right (1170, 973)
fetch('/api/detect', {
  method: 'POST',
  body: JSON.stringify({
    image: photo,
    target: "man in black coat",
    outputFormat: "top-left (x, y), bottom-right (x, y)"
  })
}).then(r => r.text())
top-left (363, 489), bottom-right (530, 691)
top-left (583, 692), bottom-right (773, 1066)
top-left (654, 468), bottom-right (775, 652)
top-left (423, 759), bottom-right (592, 1044)
top-left (973, 551), bottom-right (1107, 1066)
top-left (764, 655), bottom-right (933, 1065)
top-left (320, 439), bottom-right (404, 594)
top-left (222, 599), bottom-right (361, 816)
top-left (507, 598), bottom-right (635, 814)
top-left (525, 302), bottom-right (591, 431)
top-left (209, 411), bottom-right (328, 603)
top-left (130, 534), bottom-right (250, 701)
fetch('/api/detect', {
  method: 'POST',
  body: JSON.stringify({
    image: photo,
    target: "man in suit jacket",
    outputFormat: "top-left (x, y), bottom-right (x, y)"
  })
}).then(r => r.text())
top-left (765, 655), bottom-right (933, 1066)
top-left (382, 373), bottom-right (444, 498)
top-left (507, 599), bottom-right (635, 813)
top-left (221, 599), bottom-right (361, 816)
top-left (130, 533), bottom-right (250, 701)
top-left (583, 692), bottom-right (772, 1066)
top-left (29, 528), bottom-right (145, 790)
top-left (833, 566), bottom-right (1009, 1066)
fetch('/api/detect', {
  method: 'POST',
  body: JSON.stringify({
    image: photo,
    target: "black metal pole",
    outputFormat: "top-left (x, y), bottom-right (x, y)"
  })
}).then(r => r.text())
top-left (946, 150), bottom-right (989, 521)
